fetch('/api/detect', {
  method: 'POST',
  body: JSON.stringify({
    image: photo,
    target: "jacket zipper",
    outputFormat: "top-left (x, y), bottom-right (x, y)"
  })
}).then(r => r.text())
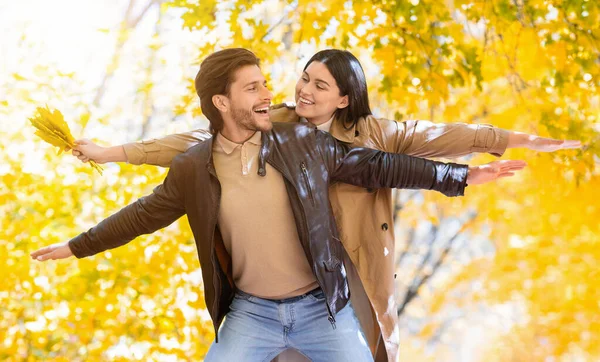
top-left (300, 162), bottom-right (315, 207)
top-left (326, 302), bottom-right (337, 330)
top-left (269, 161), bottom-right (336, 329)
top-left (208, 172), bottom-right (224, 342)
top-left (210, 238), bottom-right (222, 341)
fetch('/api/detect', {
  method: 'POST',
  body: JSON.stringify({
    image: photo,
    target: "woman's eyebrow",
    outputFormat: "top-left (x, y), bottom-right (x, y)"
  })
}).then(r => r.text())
top-left (304, 71), bottom-right (330, 87)
top-left (315, 78), bottom-right (330, 86)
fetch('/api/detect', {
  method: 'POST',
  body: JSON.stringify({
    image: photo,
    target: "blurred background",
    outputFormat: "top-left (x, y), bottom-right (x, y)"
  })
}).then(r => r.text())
top-left (0, 0), bottom-right (598, 360)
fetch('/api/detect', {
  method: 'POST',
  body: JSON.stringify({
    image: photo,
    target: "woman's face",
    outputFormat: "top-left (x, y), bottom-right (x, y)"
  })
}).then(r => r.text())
top-left (295, 61), bottom-right (348, 125)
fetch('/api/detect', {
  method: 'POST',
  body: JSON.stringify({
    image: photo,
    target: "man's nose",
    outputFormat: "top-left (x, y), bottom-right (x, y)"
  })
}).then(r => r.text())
top-left (261, 85), bottom-right (273, 100)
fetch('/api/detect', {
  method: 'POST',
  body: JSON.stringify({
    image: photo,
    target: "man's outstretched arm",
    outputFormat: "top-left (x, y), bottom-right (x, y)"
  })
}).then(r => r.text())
top-left (317, 130), bottom-right (526, 197)
top-left (30, 158), bottom-right (187, 261)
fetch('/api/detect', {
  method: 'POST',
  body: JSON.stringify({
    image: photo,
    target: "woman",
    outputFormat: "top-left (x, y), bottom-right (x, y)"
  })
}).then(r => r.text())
top-left (73, 49), bottom-right (580, 361)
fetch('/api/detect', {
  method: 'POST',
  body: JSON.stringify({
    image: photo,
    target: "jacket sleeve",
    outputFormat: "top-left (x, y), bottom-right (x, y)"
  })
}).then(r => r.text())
top-left (68, 158), bottom-right (187, 258)
top-left (382, 118), bottom-right (509, 158)
top-left (123, 129), bottom-right (212, 167)
top-left (316, 130), bottom-right (468, 197)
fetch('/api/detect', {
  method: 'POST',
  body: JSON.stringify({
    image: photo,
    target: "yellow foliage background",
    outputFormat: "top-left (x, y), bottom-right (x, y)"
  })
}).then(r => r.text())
top-left (1, 0), bottom-right (599, 360)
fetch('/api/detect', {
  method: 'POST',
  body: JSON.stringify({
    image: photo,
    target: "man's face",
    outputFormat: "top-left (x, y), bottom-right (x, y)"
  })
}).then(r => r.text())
top-left (225, 65), bottom-right (273, 133)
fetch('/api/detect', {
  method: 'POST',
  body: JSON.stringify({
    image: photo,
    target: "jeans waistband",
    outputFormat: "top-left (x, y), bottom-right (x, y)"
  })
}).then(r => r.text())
top-left (237, 287), bottom-right (322, 304)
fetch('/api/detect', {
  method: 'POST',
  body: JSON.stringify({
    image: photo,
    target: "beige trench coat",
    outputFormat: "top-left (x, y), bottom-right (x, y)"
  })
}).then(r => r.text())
top-left (122, 103), bottom-right (509, 361)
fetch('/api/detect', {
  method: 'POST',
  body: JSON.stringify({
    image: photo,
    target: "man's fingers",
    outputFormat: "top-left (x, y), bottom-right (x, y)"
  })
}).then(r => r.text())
top-left (500, 160), bottom-right (527, 166)
top-left (36, 250), bottom-right (59, 261)
top-left (499, 165), bottom-right (526, 171)
top-left (499, 164), bottom-right (527, 172)
top-left (30, 246), bottom-right (53, 259)
top-left (493, 160), bottom-right (526, 166)
top-left (491, 160), bottom-right (527, 172)
top-left (31, 242), bottom-right (73, 261)
top-left (482, 167), bottom-right (500, 175)
top-left (498, 160), bottom-right (527, 167)
top-left (497, 172), bottom-right (515, 178)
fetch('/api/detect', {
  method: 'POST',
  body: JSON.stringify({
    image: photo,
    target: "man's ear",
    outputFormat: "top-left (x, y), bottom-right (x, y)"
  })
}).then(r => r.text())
top-left (212, 94), bottom-right (229, 113)
top-left (337, 95), bottom-right (349, 109)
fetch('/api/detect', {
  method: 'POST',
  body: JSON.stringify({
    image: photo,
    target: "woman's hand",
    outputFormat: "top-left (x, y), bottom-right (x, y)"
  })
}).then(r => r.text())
top-left (71, 139), bottom-right (126, 164)
top-left (508, 132), bottom-right (582, 152)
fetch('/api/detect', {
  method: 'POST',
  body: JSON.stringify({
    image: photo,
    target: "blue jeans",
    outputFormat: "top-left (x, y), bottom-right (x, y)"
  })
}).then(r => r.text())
top-left (204, 288), bottom-right (373, 362)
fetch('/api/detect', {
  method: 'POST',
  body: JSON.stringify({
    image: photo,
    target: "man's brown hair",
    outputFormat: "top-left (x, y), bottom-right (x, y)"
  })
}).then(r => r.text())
top-left (194, 48), bottom-right (260, 133)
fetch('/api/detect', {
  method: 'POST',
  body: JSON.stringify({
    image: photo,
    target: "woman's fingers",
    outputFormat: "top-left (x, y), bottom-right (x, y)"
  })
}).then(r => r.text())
top-left (533, 137), bottom-right (583, 152)
top-left (74, 139), bottom-right (90, 146)
top-left (560, 140), bottom-right (582, 149)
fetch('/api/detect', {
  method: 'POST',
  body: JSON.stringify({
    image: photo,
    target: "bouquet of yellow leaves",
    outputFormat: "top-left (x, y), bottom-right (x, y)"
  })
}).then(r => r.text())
top-left (29, 106), bottom-right (103, 175)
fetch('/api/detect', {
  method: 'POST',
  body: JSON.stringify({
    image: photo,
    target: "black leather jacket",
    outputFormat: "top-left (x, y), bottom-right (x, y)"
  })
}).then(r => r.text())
top-left (69, 122), bottom-right (468, 340)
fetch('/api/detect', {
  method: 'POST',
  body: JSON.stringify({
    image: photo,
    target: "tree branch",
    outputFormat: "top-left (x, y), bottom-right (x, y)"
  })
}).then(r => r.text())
top-left (397, 213), bottom-right (476, 317)
top-left (92, 0), bottom-right (163, 109)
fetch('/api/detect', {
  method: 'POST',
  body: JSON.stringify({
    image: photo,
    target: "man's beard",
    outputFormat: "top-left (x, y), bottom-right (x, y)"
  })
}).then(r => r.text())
top-left (231, 105), bottom-right (272, 132)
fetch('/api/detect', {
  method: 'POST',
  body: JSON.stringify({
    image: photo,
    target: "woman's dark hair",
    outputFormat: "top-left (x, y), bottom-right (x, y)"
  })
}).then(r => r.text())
top-left (195, 48), bottom-right (261, 133)
top-left (303, 49), bottom-right (372, 129)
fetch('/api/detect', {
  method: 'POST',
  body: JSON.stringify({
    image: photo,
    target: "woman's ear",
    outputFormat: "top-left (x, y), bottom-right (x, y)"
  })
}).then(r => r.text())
top-left (337, 95), bottom-right (349, 109)
top-left (212, 94), bottom-right (229, 113)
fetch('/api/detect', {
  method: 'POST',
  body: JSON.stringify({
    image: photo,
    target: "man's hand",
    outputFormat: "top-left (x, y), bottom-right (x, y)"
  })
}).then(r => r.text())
top-left (71, 139), bottom-right (127, 164)
top-left (30, 242), bottom-right (74, 262)
top-left (467, 160), bottom-right (527, 185)
top-left (509, 133), bottom-right (582, 152)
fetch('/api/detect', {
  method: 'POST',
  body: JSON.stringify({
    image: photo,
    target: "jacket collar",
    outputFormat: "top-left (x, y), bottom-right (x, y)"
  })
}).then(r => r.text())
top-left (298, 116), bottom-right (357, 144)
top-left (205, 135), bottom-right (218, 176)
top-left (258, 131), bottom-right (273, 177)
top-left (329, 117), bottom-right (357, 144)
top-left (271, 103), bottom-right (358, 143)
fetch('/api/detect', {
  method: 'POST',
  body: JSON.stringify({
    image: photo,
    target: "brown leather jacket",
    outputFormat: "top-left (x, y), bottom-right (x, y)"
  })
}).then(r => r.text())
top-left (68, 122), bottom-right (469, 341)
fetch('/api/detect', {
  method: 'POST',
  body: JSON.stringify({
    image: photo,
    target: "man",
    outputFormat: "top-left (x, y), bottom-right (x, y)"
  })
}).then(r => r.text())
top-left (31, 48), bottom-right (525, 361)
